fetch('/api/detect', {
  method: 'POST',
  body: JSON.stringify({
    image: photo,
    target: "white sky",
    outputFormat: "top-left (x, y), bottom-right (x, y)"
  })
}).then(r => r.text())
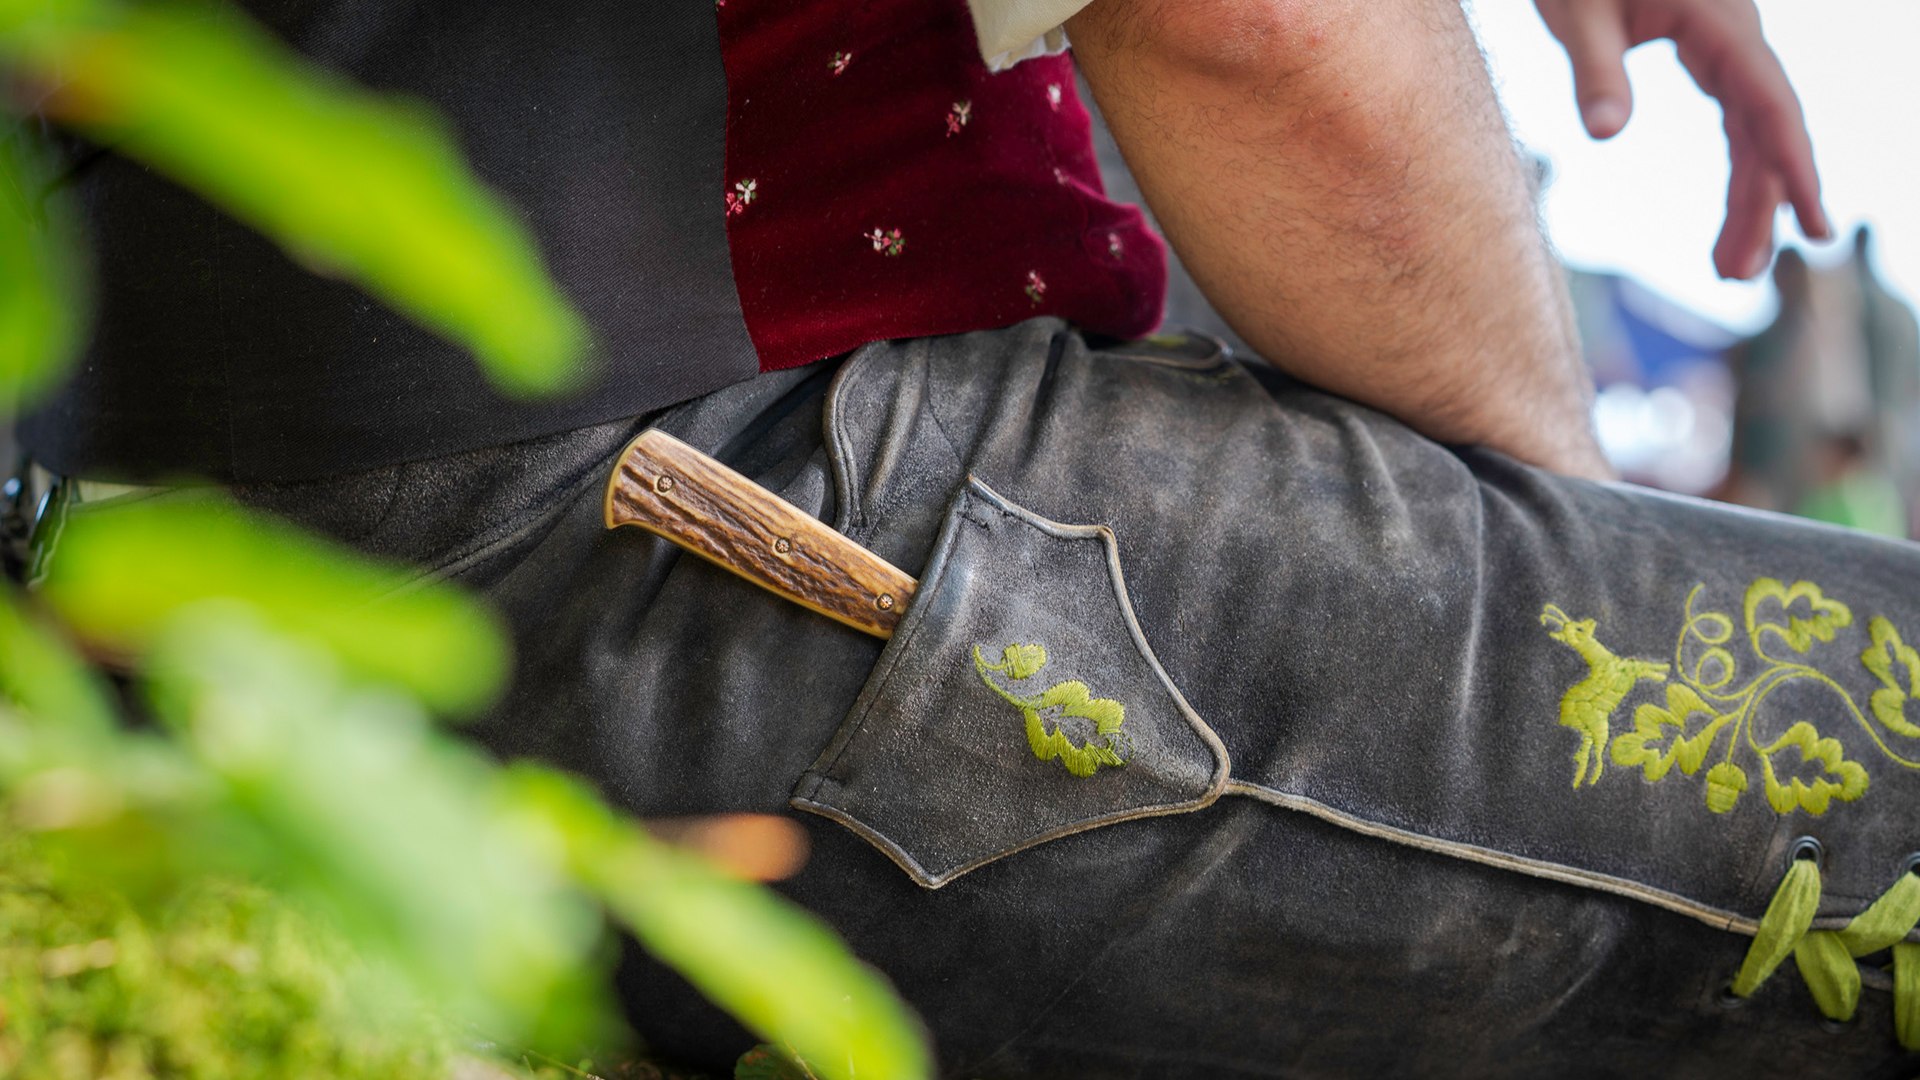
top-left (1468, 0), bottom-right (1920, 334)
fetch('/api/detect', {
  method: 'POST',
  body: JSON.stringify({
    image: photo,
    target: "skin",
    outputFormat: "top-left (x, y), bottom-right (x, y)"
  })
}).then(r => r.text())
top-left (1065, 0), bottom-right (1827, 480)
top-left (1533, 0), bottom-right (1830, 279)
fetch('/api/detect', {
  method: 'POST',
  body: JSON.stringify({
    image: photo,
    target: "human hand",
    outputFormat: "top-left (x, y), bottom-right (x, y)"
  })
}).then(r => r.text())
top-left (1532, 0), bottom-right (1832, 280)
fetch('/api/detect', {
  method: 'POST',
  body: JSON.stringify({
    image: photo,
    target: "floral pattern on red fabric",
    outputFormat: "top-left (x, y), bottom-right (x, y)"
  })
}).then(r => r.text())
top-left (725, 178), bottom-right (757, 217)
top-left (718, 0), bottom-right (1165, 371)
top-left (1025, 271), bottom-right (1047, 305)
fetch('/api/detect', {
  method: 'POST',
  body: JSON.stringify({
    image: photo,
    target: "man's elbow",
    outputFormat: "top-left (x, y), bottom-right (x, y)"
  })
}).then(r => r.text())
top-left (1068, 0), bottom-right (1361, 90)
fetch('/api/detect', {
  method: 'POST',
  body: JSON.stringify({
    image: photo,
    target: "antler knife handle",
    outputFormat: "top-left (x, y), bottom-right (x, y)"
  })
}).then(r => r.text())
top-left (604, 429), bottom-right (917, 639)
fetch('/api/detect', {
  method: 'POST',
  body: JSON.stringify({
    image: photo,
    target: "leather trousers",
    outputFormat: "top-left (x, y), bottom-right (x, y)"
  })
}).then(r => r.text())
top-left (230, 318), bottom-right (1920, 1078)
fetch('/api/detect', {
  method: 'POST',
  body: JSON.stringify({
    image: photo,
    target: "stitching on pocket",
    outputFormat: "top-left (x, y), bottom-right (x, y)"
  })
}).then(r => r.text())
top-left (792, 476), bottom-right (1234, 888)
top-left (796, 486), bottom-right (973, 793)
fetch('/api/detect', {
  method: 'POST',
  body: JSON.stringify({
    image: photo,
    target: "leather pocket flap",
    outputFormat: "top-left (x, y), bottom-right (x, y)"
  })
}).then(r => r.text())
top-left (792, 477), bottom-right (1230, 887)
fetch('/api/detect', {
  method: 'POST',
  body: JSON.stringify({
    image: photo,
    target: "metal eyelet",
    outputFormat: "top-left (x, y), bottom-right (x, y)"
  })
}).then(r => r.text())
top-left (1790, 836), bottom-right (1825, 867)
top-left (1901, 851), bottom-right (1920, 877)
top-left (1714, 982), bottom-right (1748, 1011)
top-left (1819, 1014), bottom-right (1857, 1035)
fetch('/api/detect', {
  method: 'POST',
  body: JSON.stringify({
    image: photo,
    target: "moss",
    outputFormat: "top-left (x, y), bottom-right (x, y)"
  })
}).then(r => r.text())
top-left (0, 839), bottom-right (456, 1080)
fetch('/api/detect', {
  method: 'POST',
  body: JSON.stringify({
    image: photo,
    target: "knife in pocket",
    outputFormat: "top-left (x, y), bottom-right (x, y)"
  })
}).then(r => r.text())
top-left (604, 429), bottom-right (917, 638)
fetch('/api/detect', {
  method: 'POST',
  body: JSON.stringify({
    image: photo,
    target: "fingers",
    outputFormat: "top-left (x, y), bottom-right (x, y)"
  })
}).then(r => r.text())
top-left (1714, 43), bottom-right (1829, 240)
top-left (1713, 119), bottom-right (1782, 279)
top-left (1536, 0), bottom-right (1636, 138)
top-left (1672, 5), bottom-right (1832, 244)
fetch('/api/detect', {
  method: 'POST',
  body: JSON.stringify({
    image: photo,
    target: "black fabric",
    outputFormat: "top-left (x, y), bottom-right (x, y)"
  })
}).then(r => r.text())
top-left (18, 1), bottom-right (758, 483)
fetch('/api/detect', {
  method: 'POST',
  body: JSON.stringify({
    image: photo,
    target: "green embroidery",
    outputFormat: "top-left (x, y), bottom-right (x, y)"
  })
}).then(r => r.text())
top-left (1540, 604), bottom-right (1669, 789)
top-left (972, 644), bottom-right (1130, 777)
top-left (1543, 577), bottom-right (1920, 816)
top-left (1863, 617), bottom-right (1920, 738)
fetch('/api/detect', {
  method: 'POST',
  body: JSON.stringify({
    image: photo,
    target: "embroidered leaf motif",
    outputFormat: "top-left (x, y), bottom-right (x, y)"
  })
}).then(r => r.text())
top-left (1705, 761), bottom-right (1749, 814)
top-left (1756, 721), bottom-right (1869, 815)
top-left (1024, 681), bottom-right (1128, 778)
top-left (1862, 616), bottom-right (1920, 738)
top-left (998, 643), bottom-right (1048, 680)
top-left (972, 644), bottom-right (1130, 778)
top-left (1612, 683), bottom-right (1732, 781)
top-left (1745, 578), bottom-right (1853, 655)
top-left (1034, 680), bottom-right (1125, 736)
top-left (1543, 580), bottom-right (1920, 817)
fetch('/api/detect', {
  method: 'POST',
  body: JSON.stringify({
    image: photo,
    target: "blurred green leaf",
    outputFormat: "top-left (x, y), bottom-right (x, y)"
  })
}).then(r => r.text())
top-left (0, 123), bottom-right (86, 411)
top-left (0, 590), bottom-right (115, 738)
top-left (135, 605), bottom-right (616, 1049)
top-left (0, 0), bottom-right (587, 395)
top-left (505, 769), bottom-right (933, 1080)
top-left (38, 494), bottom-right (506, 715)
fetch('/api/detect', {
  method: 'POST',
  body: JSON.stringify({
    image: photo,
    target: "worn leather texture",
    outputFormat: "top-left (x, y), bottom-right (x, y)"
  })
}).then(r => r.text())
top-left (208, 318), bottom-right (1920, 1076)
top-left (793, 478), bottom-right (1230, 886)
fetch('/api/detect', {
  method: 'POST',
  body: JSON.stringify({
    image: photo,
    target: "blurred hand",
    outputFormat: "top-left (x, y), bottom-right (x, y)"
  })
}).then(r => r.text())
top-left (1533, 0), bottom-right (1832, 280)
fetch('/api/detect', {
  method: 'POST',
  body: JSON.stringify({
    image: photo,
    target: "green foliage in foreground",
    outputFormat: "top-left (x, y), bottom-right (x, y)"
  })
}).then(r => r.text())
top-left (2, 496), bottom-right (932, 1080)
top-left (0, 0), bottom-right (933, 1073)
top-left (0, 0), bottom-right (586, 403)
top-left (42, 496), bottom-right (508, 716)
top-left (0, 127), bottom-right (85, 411)
top-left (0, 841), bottom-right (457, 1080)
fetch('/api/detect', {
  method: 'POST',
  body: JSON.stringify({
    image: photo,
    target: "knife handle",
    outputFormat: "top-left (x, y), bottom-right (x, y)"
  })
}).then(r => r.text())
top-left (603, 429), bottom-right (917, 639)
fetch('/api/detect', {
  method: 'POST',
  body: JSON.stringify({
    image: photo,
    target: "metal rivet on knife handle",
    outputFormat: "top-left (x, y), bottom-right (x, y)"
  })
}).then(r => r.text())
top-left (603, 429), bottom-right (919, 639)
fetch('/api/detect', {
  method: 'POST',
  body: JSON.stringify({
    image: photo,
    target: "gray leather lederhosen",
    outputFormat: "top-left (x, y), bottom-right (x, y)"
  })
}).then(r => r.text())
top-left (210, 318), bottom-right (1920, 1077)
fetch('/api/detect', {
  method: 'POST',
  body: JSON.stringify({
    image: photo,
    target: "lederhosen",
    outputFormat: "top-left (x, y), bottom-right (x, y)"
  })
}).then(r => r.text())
top-left (23, 3), bottom-right (1920, 1076)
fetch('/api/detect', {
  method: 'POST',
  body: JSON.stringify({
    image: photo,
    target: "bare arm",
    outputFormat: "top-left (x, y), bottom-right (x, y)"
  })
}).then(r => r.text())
top-left (1068, 0), bottom-right (1613, 478)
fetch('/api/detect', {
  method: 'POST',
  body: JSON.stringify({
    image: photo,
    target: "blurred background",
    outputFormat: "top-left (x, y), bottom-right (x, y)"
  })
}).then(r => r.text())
top-left (1094, 0), bottom-right (1920, 536)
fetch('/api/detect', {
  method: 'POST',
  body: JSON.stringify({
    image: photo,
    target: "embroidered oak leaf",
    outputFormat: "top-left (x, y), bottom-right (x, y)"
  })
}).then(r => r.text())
top-left (996, 643), bottom-right (1048, 680)
top-left (1612, 684), bottom-right (1732, 781)
top-left (1023, 680), bottom-right (1128, 778)
top-left (1861, 616), bottom-right (1920, 739)
top-left (1744, 578), bottom-right (1853, 654)
top-left (972, 644), bottom-right (1130, 778)
top-left (1756, 721), bottom-right (1869, 815)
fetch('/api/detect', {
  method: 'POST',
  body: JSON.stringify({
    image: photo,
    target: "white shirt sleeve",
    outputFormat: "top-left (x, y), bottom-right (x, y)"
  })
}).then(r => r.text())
top-left (966, 0), bottom-right (1094, 72)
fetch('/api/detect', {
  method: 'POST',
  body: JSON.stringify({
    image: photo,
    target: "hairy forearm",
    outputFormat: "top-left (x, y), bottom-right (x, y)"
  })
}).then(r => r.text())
top-left (1069, 0), bottom-right (1611, 479)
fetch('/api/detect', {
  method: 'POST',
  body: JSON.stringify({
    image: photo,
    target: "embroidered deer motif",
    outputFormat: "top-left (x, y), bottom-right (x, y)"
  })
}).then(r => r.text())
top-left (1541, 604), bottom-right (1670, 789)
